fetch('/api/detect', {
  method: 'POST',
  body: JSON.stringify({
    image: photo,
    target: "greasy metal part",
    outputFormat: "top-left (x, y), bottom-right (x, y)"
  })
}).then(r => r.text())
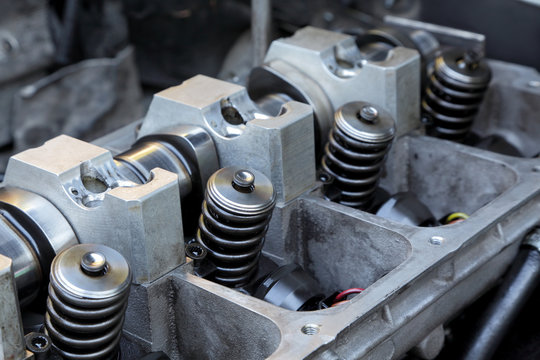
top-left (460, 228), bottom-right (540, 360)
top-left (0, 187), bottom-right (77, 306)
top-left (356, 26), bottom-right (438, 66)
top-left (45, 243), bottom-right (131, 360)
top-left (321, 102), bottom-right (395, 209)
top-left (116, 125), bottom-right (220, 199)
top-left (248, 26), bottom-right (420, 150)
top-left (251, 0), bottom-right (271, 67)
top-left (254, 264), bottom-right (324, 311)
top-left (422, 48), bottom-right (492, 141)
top-left (138, 75), bottom-right (315, 203)
top-left (0, 215), bottom-right (42, 307)
top-left (3, 135), bottom-right (184, 284)
top-left (115, 139), bottom-right (192, 197)
top-left (196, 167), bottom-right (276, 287)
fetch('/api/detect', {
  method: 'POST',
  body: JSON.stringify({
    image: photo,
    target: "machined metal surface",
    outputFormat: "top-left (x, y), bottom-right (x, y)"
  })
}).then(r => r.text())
top-left (139, 74), bottom-right (315, 203)
top-left (3, 135), bottom-right (184, 284)
top-left (248, 26), bottom-right (420, 147)
top-left (0, 188), bottom-right (77, 306)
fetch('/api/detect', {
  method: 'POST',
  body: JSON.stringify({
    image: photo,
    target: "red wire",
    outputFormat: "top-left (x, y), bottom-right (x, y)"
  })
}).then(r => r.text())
top-left (331, 300), bottom-right (350, 307)
top-left (334, 287), bottom-right (364, 302)
top-left (448, 218), bottom-right (466, 225)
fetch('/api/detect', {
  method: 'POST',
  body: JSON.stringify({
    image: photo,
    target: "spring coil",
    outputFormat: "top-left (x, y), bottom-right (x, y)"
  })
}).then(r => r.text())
top-left (422, 48), bottom-right (491, 141)
top-left (45, 244), bottom-right (131, 360)
top-left (321, 102), bottom-right (395, 210)
top-left (196, 167), bottom-right (275, 287)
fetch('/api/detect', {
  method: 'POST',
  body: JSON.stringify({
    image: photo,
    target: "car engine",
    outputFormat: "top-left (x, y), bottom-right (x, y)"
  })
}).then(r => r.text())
top-left (1, 1), bottom-right (540, 359)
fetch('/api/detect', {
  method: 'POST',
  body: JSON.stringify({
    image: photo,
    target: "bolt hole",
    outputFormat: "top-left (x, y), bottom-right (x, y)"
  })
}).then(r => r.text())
top-left (430, 236), bottom-right (445, 245)
top-left (221, 106), bottom-right (244, 125)
top-left (82, 176), bottom-right (108, 194)
top-left (301, 324), bottom-right (321, 335)
top-left (70, 187), bottom-right (79, 196)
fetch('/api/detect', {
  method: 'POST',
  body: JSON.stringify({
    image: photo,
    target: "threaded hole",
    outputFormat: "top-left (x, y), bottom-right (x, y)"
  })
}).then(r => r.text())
top-left (221, 106), bottom-right (244, 125)
top-left (301, 324), bottom-right (321, 335)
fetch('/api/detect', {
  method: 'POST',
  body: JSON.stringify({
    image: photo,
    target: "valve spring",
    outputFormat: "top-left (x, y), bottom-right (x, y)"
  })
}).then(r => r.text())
top-left (45, 244), bottom-right (131, 360)
top-left (321, 101), bottom-right (395, 210)
top-left (422, 48), bottom-right (491, 142)
top-left (196, 167), bottom-right (276, 287)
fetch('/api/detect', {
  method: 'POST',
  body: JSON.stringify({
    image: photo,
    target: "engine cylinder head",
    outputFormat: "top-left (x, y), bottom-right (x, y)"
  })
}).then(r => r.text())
top-left (196, 167), bottom-right (276, 287)
top-left (422, 48), bottom-right (491, 141)
top-left (321, 101), bottom-right (395, 209)
top-left (45, 244), bottom-right (131, 360)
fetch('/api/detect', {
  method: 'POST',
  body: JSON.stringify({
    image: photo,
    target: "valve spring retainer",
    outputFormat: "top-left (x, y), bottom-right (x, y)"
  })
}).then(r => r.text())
top-left (322, 101), bottom-right (395, 210)
top-left (422, 48), bottom-right (491, 141)
top-left (45, 244), bottom-right (131, 360)
top-left (196, 167), bottom-right (276, 287)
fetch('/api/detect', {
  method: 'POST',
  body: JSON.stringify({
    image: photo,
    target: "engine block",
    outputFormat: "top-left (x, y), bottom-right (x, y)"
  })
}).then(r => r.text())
top-left (1, 9), bottom-right (540, 360)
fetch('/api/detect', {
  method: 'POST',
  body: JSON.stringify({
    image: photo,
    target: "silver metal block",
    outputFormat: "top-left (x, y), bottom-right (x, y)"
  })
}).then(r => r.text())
top-left (3, 135), bottom-right (184, 284)
top-left (139, 75), bottom-right (316, 203)
top-left (250, 26), bottom-right (421, 141)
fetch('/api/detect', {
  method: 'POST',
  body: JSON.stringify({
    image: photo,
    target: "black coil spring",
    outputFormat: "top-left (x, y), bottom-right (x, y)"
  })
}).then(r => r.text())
top-left (322, 126), bottom-right (392, 209)
top-left (45, 280), bottom-right (129, 360)
top-left (422, 51), bottom-right (491, 141)
top-left (196, 194), bottom-right (273, 287)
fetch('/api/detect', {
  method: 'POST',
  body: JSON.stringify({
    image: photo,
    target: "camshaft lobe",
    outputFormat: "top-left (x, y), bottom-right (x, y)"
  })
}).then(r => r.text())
top-left (196, 167), bottom-right (276, 287)
top-left (45, 244), bottom-right (131, 360)
top-left (422, 49), bottom-right (491, 142)
top-left (322, 102), bottom-right (395, 210)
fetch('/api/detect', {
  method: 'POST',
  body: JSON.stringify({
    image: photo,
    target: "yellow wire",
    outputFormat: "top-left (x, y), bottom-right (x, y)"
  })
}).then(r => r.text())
top-left (446, 212), bottom-right (469, 223)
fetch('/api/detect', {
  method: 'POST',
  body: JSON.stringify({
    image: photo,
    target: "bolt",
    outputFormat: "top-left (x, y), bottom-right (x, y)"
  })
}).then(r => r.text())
top-left (81, 252), bottom-right (107, 274)
top-left (25, 332), bottom-right (51, 360)
top-left (430, 236), bottom-right (445, 246)
top-left (233, 170), bottom-right (255, 192)
top-left (359, 105), bottom-right (379, 123)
